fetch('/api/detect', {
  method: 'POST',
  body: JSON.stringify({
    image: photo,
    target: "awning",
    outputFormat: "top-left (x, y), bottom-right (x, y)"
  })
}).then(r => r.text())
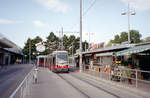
top-left (84, 54), bottom-right (92, 56)
top-left (96, 52), bottom-right (113, 57)
top-left (115, 44), bottom-right (150, 56)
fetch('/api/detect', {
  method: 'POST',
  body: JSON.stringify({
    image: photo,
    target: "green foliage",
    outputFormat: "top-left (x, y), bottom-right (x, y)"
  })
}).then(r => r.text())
top-left (144, 37), bottom-right (150, 42)
top-left (111, 30), bottom-right (142, 44)
top-left (23, 32), bottom-right (85, 57)
top-left (111, 34), bottom-right (121, 43)
top-left (105, 41), bottom-right (112, 47)
top-left (44, 32), bottom-right (59, 54)
top-left (130, 30), bottom-right (142, 43)
top-left (120, 32), bottom-right (128, 42)
top-left (82, 40), bottom-right (88, 51)
top-left (23, 36), bottom-right (43, 59)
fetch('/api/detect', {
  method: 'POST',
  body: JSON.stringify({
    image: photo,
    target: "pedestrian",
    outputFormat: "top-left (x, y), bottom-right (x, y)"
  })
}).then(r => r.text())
top-left (33, 67), bottom-right (38, 83)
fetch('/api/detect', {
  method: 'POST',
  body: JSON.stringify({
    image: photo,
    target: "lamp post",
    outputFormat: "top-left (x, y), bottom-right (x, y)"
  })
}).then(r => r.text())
top-left (29, 39), bottom-right (31, 64)
top-left (121, 3), bottom-right (136, 44)
top-left (79, 0), bottom-right (83, 72)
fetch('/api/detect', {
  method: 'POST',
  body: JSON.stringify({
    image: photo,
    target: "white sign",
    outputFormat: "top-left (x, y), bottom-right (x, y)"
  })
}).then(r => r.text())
top-left (36, 44), bottom-right (45, 52)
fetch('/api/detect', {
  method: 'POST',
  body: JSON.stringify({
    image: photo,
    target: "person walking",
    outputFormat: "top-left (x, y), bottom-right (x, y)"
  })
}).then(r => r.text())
top-left (33, 67), bottom-right (38, 83)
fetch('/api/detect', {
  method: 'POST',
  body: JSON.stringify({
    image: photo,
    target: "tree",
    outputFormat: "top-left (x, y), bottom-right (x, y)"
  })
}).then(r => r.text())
top-left (23, 38), bottom-right (32, 58)
top-left (82, 40), bottom-right (88, 51)
top-left (130, 30), bottom-right (142, 43)
top-left (144, 37), bottom-right (150, 42)
top-left (105, 41), bottom-right (113, 47)
top-left (23, 32), bottom-right (89, 57)
top-left (120, 32), bottom-right (128, 42)
top-left (110, 30), bottom-right (142, 44)
top-left (111, 34), bottom-right (121, 43)
top-left (44, 32), bottom-right (59, 54)
top-left (23, 36), bottom-right (43, 60)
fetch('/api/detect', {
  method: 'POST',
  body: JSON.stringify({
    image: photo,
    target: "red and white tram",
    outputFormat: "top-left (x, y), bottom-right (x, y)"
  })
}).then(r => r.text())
top-left (50, 51), bottom-right (69, 72)
top-left (37, 55), bottom-right (52, 67)
top-left (37, 51), bottom-right (69, 73)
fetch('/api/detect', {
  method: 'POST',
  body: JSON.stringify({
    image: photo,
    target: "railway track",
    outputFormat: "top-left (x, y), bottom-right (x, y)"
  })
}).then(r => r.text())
top-left (57, 73), bottom-right (120, 98)
top-left (57, 74), bottom-right (90, 98)
top-left (70, 74), bottom-right (120, 98)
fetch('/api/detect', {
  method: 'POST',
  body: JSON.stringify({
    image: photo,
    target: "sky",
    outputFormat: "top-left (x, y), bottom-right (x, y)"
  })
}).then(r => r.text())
top-left (0, 0), bottom-right (150, 48)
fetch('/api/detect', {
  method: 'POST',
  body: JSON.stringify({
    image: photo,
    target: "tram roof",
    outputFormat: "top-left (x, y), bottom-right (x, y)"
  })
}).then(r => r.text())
top-left (53, 50), bottom-right (68, 54)
top-left (37, 55), bottom-right (48, 58)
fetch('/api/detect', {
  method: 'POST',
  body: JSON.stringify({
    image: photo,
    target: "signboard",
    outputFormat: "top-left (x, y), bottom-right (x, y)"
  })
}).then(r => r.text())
top-left (36, 44), bottom-right (45, 52)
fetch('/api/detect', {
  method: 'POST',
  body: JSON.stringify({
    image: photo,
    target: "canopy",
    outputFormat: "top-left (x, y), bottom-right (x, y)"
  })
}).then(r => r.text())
top-left (96, 52), bottom-right (113, 57)
top-left (115, 44), bottom-right (150, 56)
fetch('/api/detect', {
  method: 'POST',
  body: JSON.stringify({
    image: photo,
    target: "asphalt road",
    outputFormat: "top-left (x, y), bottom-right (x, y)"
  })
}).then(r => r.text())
top-left (30, 67), bottom-right (145, 98)
top-left (0, 64), bottom-right (33, 98)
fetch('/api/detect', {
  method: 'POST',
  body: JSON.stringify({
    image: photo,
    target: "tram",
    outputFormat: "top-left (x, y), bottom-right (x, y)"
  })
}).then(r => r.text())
top-left (37, 55), bottom-right (52, 67)
top-left (37, 51), bottom-right (69, 73)
top-left (50, 51), bottom-right (69, 73)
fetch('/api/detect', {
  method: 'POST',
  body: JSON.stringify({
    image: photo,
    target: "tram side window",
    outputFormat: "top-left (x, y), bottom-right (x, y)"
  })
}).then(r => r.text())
top-left (53, 57), bottom-right (56, 65)
top-left (39, 58), bottom-right (44, 63)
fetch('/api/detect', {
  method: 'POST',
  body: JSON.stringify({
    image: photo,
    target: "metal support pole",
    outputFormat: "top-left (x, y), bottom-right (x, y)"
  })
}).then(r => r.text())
top-left (37, 57), bottom-right (39, 67)
top-left (21, 87), bottom-right (23, 98)
top-left (79, 0), bottom-right (83, 72)
top-left (62, 27), bottom-right (64, 50)
top-left (128, 3), bottom-right (130, 43)
top-left (72, 43), bottom-right (74, 64)
top-left (44, 57), bottom-right (46, 67)
top-left (29, 40), bottom-right (31, 64)
top-left (136, 70), bottom-right (138, 88)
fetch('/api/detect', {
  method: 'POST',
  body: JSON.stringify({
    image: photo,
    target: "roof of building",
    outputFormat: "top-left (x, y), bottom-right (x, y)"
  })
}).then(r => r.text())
top-left (82, 44), bottom-right (135, 54)
top-left (0, 33), bottom-right (23, 55)
top-left (115, 43), bottom-right (150, 56)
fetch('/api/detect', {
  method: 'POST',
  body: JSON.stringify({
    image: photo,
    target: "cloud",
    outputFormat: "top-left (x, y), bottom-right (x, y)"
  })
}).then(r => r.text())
top-left (36, 0), bottom-right (70, 13)
top-left (120, 0), bottom-right (150, 11)
top-left (33, 20), bottom-right (46, 28)
top-left (0, 19), bottom-right (22, 24)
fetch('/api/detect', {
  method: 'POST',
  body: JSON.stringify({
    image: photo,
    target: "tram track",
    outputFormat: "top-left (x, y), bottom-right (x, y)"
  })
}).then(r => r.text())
top-left (70, 74), bottom-right (120, 98)
top-left (57, 73), bottom-right (120, 98)
top-left (57, 74), bottom-right (90, 98)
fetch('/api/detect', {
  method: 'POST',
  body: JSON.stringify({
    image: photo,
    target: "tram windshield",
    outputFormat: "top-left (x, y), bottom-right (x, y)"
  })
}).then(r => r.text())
top-left (57, 54), bottom-right (68, 64)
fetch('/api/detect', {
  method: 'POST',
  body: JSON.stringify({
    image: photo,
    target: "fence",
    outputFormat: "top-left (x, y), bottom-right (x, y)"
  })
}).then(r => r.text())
top-left (83, 66), bottom-right (150, 89)
top-left (9, 68), bottom-right (34, 98)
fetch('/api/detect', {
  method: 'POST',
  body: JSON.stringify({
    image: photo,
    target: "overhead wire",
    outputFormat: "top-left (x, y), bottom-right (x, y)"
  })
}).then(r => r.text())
top-left (67, 0), bottom-right (97, 35)
top-left (82, 0), bottom-right (97, 16)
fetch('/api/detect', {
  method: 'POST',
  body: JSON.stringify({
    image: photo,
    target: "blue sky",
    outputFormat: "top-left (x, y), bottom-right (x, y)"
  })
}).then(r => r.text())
top-left (0, 0), bottom-right (150, 48)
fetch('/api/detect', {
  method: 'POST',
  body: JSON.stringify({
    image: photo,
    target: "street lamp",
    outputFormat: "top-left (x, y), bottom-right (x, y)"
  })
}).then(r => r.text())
top-left (79, 0), bottom-right (83, 72)
top-left (121, 3), bottom-right (136, 44)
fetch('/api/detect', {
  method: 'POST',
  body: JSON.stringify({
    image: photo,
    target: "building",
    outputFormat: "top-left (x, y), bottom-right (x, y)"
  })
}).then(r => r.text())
top-left (0, 33), bottom-right (23, 66)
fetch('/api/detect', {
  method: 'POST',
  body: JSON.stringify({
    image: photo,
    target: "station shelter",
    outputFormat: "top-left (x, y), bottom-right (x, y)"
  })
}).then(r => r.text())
top-left (115, 42), bottom-right (150, 80)
top-left (75, 44), bottom-right (135, 71)
top-left (75, 42), bottom-right (150, 80)
top-left (0, 34), bottom-right (23, 66)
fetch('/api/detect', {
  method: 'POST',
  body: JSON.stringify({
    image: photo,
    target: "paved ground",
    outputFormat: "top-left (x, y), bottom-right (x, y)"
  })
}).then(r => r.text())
top-left (30, 67), bottom-right (148, 98)
top-left (30, 68), bottom-right (84, 98)
top-left (0, 64), bottom-right (33, 98)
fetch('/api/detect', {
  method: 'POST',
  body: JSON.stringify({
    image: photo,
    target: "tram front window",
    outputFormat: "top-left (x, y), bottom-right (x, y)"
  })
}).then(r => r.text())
top-left (57, 54), bottom-right (68, 64)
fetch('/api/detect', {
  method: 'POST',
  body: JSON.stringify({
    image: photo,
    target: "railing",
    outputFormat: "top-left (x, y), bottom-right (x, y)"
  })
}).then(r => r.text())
top-left (9, 68), bottom-right (34, 98)
top-left (83, 66), bottom-right (150, 89)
